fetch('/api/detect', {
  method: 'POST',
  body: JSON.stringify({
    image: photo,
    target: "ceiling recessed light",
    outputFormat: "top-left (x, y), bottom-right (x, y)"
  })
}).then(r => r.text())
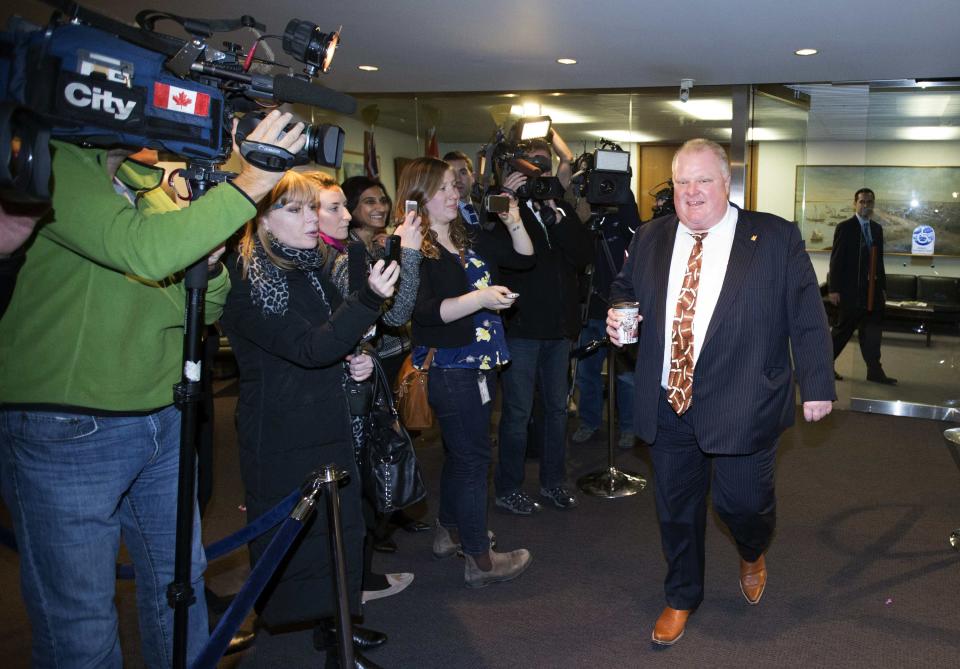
top-left (357, 65), bottom-right (379, 72)
top-left (794, 48), bottom-right (818, 56)
top-left (556, 58), bottom-right (577, 65)
top-left (549, 92), bottom-right (564, 97)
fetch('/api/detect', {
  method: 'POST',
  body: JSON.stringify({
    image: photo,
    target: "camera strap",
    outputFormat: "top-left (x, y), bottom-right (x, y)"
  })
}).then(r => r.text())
top-left (239, 139), bottom-right (296, 172)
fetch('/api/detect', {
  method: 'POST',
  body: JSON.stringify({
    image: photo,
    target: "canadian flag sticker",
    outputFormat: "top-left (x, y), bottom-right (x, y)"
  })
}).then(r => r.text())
top-left (153, 82), bottom-right (210, 116)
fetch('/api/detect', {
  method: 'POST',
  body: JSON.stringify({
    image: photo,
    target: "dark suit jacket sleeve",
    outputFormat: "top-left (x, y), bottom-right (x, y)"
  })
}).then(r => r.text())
top-left (874, 222), bottom-right (886, 291)
top-left (827, 219), bottom-right (850, 294)
top-left (786, 225), bottom-right (836, 402)
top-left (609, 231), bottom-right (639, 304)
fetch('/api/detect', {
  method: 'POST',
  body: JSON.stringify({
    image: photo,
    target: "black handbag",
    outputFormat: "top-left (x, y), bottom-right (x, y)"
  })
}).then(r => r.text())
top-left (362, 357), bottom-right (427, 514)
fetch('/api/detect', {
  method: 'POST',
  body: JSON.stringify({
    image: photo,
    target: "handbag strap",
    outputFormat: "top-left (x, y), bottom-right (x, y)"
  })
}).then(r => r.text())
top-left (421, 348), bottom-right (436, 371)
top-left (371, 354), bottom-right (398, 415)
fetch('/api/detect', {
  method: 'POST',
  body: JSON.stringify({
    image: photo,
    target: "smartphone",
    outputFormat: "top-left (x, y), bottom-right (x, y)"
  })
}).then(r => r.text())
top-left (384, 235), bottom-right (402, 265)
top-left (404, 200), bottom-right (419, 218)
top-left (485, 193), bottom-right (511, 214)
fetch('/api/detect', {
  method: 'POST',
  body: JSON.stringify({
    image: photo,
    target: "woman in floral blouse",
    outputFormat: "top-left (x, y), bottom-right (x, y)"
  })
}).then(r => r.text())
top-left (404, 157), bottom-right (536, 588)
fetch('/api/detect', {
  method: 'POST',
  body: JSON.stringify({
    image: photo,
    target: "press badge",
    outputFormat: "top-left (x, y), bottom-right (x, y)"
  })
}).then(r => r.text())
top-left (478, 373), bottom-right (491, 405)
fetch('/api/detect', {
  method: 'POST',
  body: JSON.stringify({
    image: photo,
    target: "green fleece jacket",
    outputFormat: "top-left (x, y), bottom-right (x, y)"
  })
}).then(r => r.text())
top-left (0, 141), bottom-right (256, 411)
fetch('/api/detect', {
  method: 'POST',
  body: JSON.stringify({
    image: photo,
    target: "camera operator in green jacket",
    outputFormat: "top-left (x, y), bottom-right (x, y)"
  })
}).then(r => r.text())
top-left (0, 110), bottom-right (304, 669)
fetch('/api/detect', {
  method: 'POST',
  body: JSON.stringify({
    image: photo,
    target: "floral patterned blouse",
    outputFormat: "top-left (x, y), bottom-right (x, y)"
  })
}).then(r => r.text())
top-left (412, 247), bottom-right (510, 370)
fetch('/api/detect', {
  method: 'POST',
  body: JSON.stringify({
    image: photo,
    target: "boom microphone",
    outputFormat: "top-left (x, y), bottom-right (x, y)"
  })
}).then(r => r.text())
top-left (271, 76), bottom-right (357, 115)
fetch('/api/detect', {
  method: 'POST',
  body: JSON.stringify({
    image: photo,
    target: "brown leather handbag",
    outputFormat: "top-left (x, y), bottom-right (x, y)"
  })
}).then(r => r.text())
top-left (394, 348), bottom-right (435, 431)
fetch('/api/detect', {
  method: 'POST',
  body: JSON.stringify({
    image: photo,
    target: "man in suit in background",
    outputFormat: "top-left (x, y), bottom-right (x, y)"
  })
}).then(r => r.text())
top-left (827, 188), bottom-right (896, 384)
top-left (607, 139), bottom-right (834, 645)
top-left (443, 150), bottom-right (481, 227)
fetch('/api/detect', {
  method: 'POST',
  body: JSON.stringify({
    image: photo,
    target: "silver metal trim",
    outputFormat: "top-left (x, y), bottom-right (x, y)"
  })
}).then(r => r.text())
top-left (850, 397), bottom-right (960, 422)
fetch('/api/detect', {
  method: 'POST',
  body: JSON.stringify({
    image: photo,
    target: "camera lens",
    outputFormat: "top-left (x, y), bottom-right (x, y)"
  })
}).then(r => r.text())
top-left (302, 123), bottom-right (345, 168)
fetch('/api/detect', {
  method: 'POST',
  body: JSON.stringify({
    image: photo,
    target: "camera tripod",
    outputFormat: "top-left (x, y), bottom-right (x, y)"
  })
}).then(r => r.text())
top-left (572, 210), bottom-right (646, 498)
top-left (168, 161), bottom-right (236, 669)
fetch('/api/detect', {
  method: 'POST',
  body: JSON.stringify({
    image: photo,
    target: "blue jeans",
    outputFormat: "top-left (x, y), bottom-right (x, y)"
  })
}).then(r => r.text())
top-left (575, 318), bottom-right (635, 432)
top-left (428, 367), bottom-right (496, 556)
top-left (0, 405), bottom-right (209, 669)
top-left (495, 337), bottom-right (570, 496)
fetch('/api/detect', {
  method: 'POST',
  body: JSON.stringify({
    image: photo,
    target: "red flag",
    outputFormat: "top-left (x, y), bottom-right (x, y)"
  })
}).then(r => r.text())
top-left (152, 82), bottom-right (210, 116)
top-left (363, 130), bottom-right (379, 178)
top-left (424, 127), bottom-right (439, 159)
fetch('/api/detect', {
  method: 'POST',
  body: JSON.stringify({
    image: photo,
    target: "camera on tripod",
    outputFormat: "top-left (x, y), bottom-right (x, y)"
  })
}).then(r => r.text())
top-left (0, 1), bottom-right (356, 201)
top-left (571, 140), bottom-right (633, 207)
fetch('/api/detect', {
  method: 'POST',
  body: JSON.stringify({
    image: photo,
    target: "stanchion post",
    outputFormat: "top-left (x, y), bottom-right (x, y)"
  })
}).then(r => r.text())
top-left (576, 343), bottom-right (647, 498)
top-left (317, 465), bottom-right (355, 667)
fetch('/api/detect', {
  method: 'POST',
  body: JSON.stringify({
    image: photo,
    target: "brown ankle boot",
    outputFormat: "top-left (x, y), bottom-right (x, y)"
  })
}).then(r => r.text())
top-left (464, 548), bottom-right (532, 588)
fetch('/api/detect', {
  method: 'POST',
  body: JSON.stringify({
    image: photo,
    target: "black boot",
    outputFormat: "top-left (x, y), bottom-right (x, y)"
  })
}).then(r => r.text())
top-left (314, 621), bottom-right (388, 652)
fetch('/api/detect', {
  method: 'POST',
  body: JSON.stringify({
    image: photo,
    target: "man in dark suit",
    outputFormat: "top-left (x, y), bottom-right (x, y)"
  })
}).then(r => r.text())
top-left (443, 150), bottom-right (482, 227)
top-left (607, 139), bottom-right (834, 645)
top-left (827, 188), bottom-right (896, 384)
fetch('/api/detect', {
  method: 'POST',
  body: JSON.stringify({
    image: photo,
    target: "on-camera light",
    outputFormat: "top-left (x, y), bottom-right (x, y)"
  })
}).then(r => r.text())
top-left (518, 116), bottom-right (552, 141)
top-left (283, 20), bottom-right (341, 74)
top-left (594, 148), bottom-right (630, 173)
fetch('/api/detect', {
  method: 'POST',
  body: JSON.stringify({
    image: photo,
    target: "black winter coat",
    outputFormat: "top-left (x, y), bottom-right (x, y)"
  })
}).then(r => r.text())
top-left (220, 251), bottom-right (383, 626)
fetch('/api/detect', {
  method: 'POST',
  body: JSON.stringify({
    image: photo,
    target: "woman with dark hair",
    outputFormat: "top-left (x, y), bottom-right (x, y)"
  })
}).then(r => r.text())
top-left (338, 176), bottom-right (419, 383)
top-left (341, 176), bottom-right (391, 255)
top-left (334, 176), bottom-right (428, 579)
top-left (404, 157), bottom-right (536, 587)
top-left (220, 170), bottom-right (398, 667)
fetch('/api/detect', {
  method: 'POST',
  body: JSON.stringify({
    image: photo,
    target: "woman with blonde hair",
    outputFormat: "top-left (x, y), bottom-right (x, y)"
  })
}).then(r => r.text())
top-left (404, 156), bottom-right (536, 587)
top-left (221, 169), bottom-right (398, 666)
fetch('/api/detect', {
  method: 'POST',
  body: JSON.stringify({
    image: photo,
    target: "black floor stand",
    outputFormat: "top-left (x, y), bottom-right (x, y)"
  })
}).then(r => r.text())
top-left (576, 342), bottom-right (646, 498)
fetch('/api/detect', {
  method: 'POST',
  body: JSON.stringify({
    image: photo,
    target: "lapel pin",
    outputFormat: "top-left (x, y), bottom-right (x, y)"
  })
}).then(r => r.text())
top-left (750, 234), bottom-right (758, 241)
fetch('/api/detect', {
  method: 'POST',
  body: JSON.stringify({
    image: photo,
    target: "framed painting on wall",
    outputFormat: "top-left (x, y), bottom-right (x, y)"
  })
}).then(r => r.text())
top-left (337, 150), bottom-right (377, 183)
top-left (795, 165), bottom-right (960, 255)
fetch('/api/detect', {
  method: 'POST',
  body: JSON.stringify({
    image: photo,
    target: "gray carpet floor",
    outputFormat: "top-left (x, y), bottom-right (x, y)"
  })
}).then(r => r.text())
top-left (2, 391), bottom-right (959, 668)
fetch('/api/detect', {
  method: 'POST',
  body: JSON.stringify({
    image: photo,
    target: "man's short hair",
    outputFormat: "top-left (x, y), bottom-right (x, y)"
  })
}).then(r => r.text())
top-left (672, 138), bottom-right (730, 181)
top-left (854, 187), bottom-right (875, 201)
top-left (442, 150), bottom-right (474, 173)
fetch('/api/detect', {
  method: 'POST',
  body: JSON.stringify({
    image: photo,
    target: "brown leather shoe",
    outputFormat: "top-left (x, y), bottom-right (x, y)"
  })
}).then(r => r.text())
top-left (651, 607), bottom-right (691, 645)
top-left (739, 555), bottom-right (767, 605)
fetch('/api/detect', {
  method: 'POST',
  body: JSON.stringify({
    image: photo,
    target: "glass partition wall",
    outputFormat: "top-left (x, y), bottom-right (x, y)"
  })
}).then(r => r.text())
top-left (331, 82), bottom-right (958, 419)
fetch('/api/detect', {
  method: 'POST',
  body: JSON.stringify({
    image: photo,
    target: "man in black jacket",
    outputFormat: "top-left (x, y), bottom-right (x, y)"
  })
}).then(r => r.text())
top-left (493, 139), bottom-right (594, 514)
top-left (827, 187), bottom-right (896, 384)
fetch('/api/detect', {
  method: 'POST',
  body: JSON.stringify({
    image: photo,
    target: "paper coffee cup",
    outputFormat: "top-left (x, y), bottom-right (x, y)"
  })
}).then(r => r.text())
top-left (612, 301), bottom-right (640, 344)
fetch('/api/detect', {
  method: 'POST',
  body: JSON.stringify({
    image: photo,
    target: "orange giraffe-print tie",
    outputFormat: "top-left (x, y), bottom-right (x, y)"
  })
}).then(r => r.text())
top-left (667, 232), bottom-right (708, 415)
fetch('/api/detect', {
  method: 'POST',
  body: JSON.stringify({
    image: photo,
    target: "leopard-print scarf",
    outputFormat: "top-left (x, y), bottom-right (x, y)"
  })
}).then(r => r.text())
top-left (249, 236), bottom-right (331, 317)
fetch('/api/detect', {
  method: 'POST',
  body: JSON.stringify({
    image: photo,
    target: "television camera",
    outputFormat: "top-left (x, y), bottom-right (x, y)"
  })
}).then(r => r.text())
top-left (0, 0), bottom-right (356, 202)
top-left (474, 115), bottom-right (566, 216)
top-left (570, 140), bottom-right (633, 208)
